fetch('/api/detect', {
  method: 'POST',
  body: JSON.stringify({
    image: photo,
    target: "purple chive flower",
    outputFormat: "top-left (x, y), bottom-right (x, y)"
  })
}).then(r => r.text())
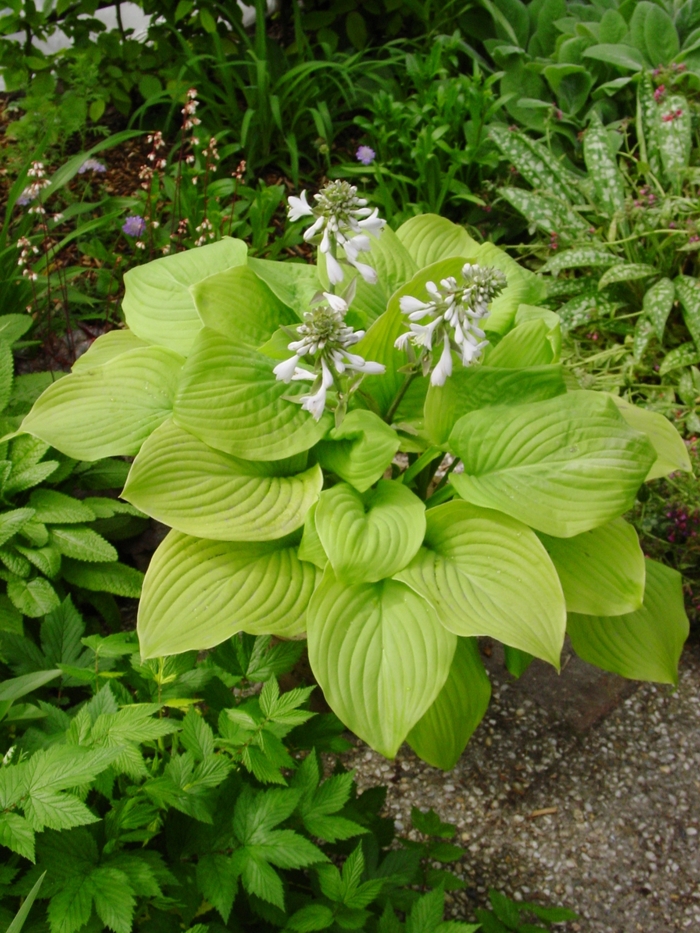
top-left (78, 158), bottom-right (107, 174)
top-left (356, 145), bottom-right (376, 166)
top-left (122, 215), bottom-right (146, 237)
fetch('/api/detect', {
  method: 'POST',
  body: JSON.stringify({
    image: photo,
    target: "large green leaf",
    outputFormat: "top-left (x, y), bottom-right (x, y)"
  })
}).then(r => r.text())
top-left (610, 396), bottom-right (691, 480)
top-left (471, 242), bottom-right (548, 334)
top-left (406, 637), bottom-right (490, 771)
top-left (395, 214), bottom-right (479, 268)
top-left (71, 330), bottom-right (149, 373)
top-left (22, 347), bottom-right (184, 460)
top-left (315, 481), bottom-right (425, 584)
top-left (247, 257), bottom-right (321, 321)
top-left (538, 518), bottom-right (645, 616)
top-left (314, 410), bottom-right (399, 493)
top-left (191, 265), bottom-right (297, 347)
top-left (583, 112), bottom-right (626, 217)
top-left (449, 391), bottom-right (656, 537)
top-left (138, 531), bottom-right (319, 657)
top-left (424, 364), bottom-right (566, 446)
top-left (122, 238), bottom-right (248, 355)
top-left (395, 501), bottom-right (565, 666)
top-left (306, 572), bottom-right (456, 758)
top-left (567, 560), bottom-right (688, 685)
top-left (124, 419), bottom-right (322, 541)
top-left (485, 319), bottom-right (555, 367)
top-left (173, 328), bottom-right (329, 460)
top-left (582, 44), bottom-right (646, 71)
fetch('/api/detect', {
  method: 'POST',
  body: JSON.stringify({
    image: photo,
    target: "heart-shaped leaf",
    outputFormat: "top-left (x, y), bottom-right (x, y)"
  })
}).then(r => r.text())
top-left (138, 531), bottom-right (319, 658)
top-left (307, 571), bottom-right (456, 758)
top-left (567, 560), bottom-right (688, 685)
top-left (173, 328), bottom-right (330, 460)
top-left (71, 330), bottom-right (149, 372)
top-left (610, 396), bottom-right (691, 480)
top-left (449, 391), bottom-right (656, 537)
top-left (395, 501), bottom-right (565, 666)
top-left (407, 637), bottom-right (490, 770)
top-left (315, 480), bottom-right (425, 584)
top-left (22, 347), bottom-right (185, 460)
top-left (538, 518), bottom-right (645, 616)
top-left (124, 419), bottom-right (322, 541)
top-left (315, 410), bottom-right (399, 492)
top-left (395, 214), bottom-right (479, 267)
top-left (123, 238), bottom-right (248, 355)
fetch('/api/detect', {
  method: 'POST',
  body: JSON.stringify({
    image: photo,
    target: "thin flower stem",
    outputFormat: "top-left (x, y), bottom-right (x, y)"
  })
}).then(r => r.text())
top-left (385, 371), bottom-right (417, 424)
top-left (401, 446), bottom-right (443, 486)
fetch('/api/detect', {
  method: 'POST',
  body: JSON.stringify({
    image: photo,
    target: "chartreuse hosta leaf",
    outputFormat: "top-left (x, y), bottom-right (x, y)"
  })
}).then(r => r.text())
top-left (472, 241), bottom-right (547, 335)
top-left (71, 329), bottom-right (148, 372)
top-left (583, 112), bottom-right (626, 217)
top-left (610, 396), bottom-right (691, 481)
top-left (314, 409), bottom-right (399, 493)
top-left (485, 319), bottom-right (555, 368)
top-left (568, 560), bottom-right (689, 685)
top-left (247, 256), bottom-right (321, 320)
top-left (395, 213), bottom-right (479, 267)
top-left (407, 637), bottom-right (490, 771)
top-left (173, 327), bottom-right (330, 460)
top-left (138, 531), bottom-right (319, 657)
top-left (423, 364), bottom-right (566, 447)
top-left (395, 501), bottom-right (565, 666)
top-left (190, 264), bottom-right (298, 348)
top-left (538, 519), bottom-right (645, 616)
top-left (22, 347), bottom-right (184, 460)
top-left (123, 419), bottom-right (322, 541)
top-left (315, 480), bottom-right (425, 584)
top-left (122, 237), bottom-right (248, 355)
top-left (298, 503), bottom-right (327, 569)
top-left (449, 391), bottom-right (656, 537)
top-left (306, 572), bottom-right (456, 758)
top-left (515, 304), bottom-right (562, 359)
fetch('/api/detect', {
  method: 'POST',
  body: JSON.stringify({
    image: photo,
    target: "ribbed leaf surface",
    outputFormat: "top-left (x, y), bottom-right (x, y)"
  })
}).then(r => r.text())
top-left (315, 410), bottom-right (399, 493)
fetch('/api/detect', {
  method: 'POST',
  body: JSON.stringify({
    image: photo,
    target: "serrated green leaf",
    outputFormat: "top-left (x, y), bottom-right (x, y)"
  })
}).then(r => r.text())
top-left (315, 480), bottom-right (425, 585)
top-left (7, 577), bottom-right (60, 618)
top-left (538, 518), bottom-right (645, 616)
top-left (396, 501), bottom-right (565, 665)
top-left (47, 874), bottom-right (93, 933)
top-left (307, 571), bottom-right (456, 758)
top-left (49, 526), bottom-right (117, 562)
top-left (22, 347), bottom-right (185, 461)
top-left (286, 903), bottom-right (335, 931)
top-left (582, 43), bottom-right (646, 71)
top-left (315, 410), bottom-right (400, 493)
top-left (124, 419), bottom-right (321, 541)
top-left (15, 544), bottom-right (61, 578)
top-left (0, 812), bottom-right (35, 861)
top-left (407, 637), bottom-right (490, 770)
top-left (27, 489), bottom-right (96, 524)
top-left (598, 263), bottom-right (657, 290)
top-left (138, 531), bottom-right (319, 657)
top-left (583, 112), bottom-right (626, 217)
top-left (0, 509), bottom-right (35, 548)
top-left (61, 559), bottom-right (144, 597)
top-left (568, 560), bottom-right (688, 685)
top-left (173, 328), bottom-right (330, 460)
top-left (122, 237), bottom-right (248, 355)
top-left (449, 391), bottom-right (656, 537)
top-left (91, 866), bottom-right (135, 933)
top-left (196, 853), bottom-right (239, 923)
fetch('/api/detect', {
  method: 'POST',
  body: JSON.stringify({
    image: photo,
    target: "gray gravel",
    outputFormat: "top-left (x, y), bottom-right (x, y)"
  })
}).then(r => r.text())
top-left (343, 640), bottom-right (700, 931)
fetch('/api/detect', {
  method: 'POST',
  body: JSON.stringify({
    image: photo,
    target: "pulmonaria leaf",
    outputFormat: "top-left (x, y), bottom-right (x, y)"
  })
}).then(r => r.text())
top-left (395, 501), bottom-right (565, 666)
top-left (567, 560), bottom-right (689, 685)
top-left (541, 247), bottom-right (618, 276)
top-left (124, 419), bottom-right (322, 541)
top-left (138, 531), bottom-right (319, 658)
top-left (315, 480), bottom-right (425, 585)
top-left (314, 410), bottom-right (399, 493)
top-left (307, 571), bottom-right (456, 758)
top-left (21, 347), bottom-right (185, 461)
top-left (538, 518), bottom-right (645, 616)
top-left (674, 275), bottom-right (700, 352)
top-left (173, 328), bottom-right (330, 461)
top-left (597, 263), bottom-right (657, 290)
top-left (657, 94), bottom-right (691, 183)
top-left (489, 126), bottom-right (580, 203)
top-left (496, 187), bottom-right (588, 239)
top-left (642, 277), bottom-right (674, 343)
top-left (449, 391), bottom-right (656, 537)
top-left (407, 637), bottom-right (490, 771)
top-left (122, 237), bottom-right (248, 355)
top-left (583, 111), bottom-right (626, 216)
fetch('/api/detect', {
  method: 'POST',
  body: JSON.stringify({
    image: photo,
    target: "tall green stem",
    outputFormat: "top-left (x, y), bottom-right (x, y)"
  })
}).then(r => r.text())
top-left (385, 371), bottom-right (417, 424)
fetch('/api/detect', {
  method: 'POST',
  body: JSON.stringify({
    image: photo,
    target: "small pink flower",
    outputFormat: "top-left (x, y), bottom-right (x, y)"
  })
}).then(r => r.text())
top-left (654, 85), bottom-right (666, 103)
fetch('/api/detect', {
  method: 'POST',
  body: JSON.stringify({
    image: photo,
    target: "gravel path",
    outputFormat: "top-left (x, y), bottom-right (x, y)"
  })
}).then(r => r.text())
top-left (343, 640), bottom-right (700, 932)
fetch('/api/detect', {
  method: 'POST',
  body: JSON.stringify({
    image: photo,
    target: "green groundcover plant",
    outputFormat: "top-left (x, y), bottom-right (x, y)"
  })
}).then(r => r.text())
top-left (18, 182), bottom-right (691, 768)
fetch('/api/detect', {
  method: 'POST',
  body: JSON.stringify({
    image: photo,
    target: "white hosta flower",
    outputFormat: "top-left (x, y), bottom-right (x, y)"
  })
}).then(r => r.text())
top-left (273, 291), bottom-right (385, 421)
top-left (394, 262), bottom-right (506, 382)
top-left (287, 180), bottom-right (386, 284)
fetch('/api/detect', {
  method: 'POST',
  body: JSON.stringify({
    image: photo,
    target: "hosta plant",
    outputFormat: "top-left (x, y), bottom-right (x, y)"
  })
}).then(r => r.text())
top-left (20, 182), bottom-right (690, 768)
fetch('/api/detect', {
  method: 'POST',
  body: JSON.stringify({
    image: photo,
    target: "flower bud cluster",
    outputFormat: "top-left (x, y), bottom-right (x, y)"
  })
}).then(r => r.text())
top-left (273, 292), bottom-right (385, 421)
top-left (287, 180), bottom-right (385, 285)
top-left (17, 161), bottom-right (49, 207)
top-left (395, 263), bottom-right (506, 386)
